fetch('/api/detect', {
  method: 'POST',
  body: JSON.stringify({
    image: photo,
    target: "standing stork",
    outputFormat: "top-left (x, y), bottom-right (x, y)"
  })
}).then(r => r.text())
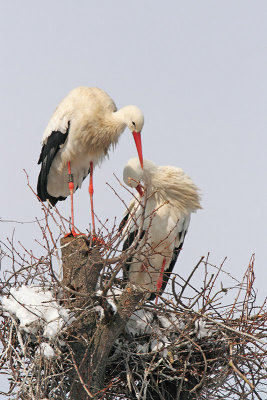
top-left (121, 158), bottom-right (201, 302)
top-left (37, 87), bottom-right (144, 237)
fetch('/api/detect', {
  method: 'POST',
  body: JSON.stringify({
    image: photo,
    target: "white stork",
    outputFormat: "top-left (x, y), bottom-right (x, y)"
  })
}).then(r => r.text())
top-left (37, 87), bottom-right (144, 237)
top-left (120, 158), bottom-right (201, 303)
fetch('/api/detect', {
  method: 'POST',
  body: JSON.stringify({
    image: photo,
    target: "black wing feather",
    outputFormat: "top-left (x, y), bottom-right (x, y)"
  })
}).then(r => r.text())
top-left (120, 213), bottom-right (189, 301)
top-left (149, 230), bottom-right (188, 301)
top-left (119, 212), bottom-right (130, 233)
top-left (37, 123), bottom-right (70, 206)
top-left (120, 213), bottom-right (146, 280)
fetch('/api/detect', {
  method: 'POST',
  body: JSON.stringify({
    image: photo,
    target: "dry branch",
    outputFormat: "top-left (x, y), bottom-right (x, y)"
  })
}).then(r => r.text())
top-left (0, 198), bottom-right (266, 400)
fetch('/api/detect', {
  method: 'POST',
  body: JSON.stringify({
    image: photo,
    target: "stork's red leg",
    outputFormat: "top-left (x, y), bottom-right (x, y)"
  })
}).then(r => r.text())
top-left (88, 162), bottom-right (105, 245)
top-left (89, 161), bottom-right (96, 236)
top-left (65, 161), bottom-right (79, 237)
top-left (155, 258), bottom-right (166, 304)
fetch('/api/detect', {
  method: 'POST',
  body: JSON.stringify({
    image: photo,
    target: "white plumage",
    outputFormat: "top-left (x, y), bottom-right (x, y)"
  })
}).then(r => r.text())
top-left (37, 87), bottom-right (144, 236)
top-left (121, 158), bottom-right (201, 301)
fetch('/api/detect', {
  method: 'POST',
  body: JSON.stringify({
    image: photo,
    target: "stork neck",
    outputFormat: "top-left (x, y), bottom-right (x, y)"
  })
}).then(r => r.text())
top-left (99, 109), bottom-right (126, 143)
top-left (112, 107), bottom-right (129, 128)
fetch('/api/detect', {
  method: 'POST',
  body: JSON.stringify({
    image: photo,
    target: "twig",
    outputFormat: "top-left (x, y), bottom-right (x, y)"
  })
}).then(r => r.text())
top-left (229, 343), bottom-right (255, 390)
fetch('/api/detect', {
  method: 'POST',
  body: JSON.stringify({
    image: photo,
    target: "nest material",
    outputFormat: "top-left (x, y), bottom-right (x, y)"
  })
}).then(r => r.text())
top-left (0, 219), bottom-right (266, 400)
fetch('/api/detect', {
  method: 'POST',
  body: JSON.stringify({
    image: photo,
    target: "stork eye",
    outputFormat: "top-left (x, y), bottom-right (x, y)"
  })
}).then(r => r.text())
top-left (132, 121), bottom-right (136, 128)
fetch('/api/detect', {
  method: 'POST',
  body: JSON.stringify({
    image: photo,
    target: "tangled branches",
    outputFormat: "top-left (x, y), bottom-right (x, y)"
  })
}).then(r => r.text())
top-left (104, 254), bottom-right (266, 399)
top-left (0, 196), bottom-right (266, 399)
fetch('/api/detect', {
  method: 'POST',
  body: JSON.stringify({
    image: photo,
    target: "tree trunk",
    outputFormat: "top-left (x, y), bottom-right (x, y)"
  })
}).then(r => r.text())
top-left (60, 236), bottom-right (145, 399)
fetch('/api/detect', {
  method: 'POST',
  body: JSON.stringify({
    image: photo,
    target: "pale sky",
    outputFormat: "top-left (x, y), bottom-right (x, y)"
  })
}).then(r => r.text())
top-left (1, 1), bottom-right (266, 312)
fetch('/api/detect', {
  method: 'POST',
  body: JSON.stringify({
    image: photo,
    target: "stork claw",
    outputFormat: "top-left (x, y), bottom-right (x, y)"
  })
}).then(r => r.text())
top-left (64, 230), bottom-right (86, 238)
top-left (91, 234), bottom-right (105, 247)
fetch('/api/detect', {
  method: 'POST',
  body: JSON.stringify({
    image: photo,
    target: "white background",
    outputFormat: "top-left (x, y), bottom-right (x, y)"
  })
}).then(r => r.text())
top-left (1, 0), bottom-right (266, 394)
top-left (0, 0), bottom-right (266, 364)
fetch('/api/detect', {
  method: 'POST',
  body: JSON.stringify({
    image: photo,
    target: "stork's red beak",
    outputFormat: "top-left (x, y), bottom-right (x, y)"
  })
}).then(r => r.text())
top-left (132, 131), bottom-right (143, 169)
top-left (136, 184), bottom-right (144, 197)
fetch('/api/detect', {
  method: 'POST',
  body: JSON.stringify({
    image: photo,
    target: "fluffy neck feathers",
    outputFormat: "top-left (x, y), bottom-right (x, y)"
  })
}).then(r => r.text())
top-left (124, 158), bottom-right (201, 215)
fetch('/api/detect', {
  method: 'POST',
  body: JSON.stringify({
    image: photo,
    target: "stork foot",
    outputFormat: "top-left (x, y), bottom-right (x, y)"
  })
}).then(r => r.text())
top-left (64, 230), bottom-right (86, 238)
top-left (91, 234), bottom-right (105, 247)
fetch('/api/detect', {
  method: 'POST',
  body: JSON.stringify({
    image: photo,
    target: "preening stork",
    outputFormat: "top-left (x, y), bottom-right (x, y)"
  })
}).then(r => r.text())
top-left (37, 87), bottom-right (144, 237)
top-left (121, 158), bottom-right (201, 302)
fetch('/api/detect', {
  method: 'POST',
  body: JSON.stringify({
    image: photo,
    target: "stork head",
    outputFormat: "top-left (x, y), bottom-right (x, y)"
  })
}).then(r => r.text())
top-left (122, 105), bottom-right (144, 133)
top-left (123, 157), bottom-right (160, 197)
top-left (115, 106), bottom-right (144, 168)
top-left (123, 157), bottom-right (144, 196)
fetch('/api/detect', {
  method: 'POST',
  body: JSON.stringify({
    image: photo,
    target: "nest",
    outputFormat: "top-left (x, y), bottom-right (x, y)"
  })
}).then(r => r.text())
top-left (103, 281), bottom-right (266, 399)
top-left (0, 202), bottom-right (266, 400)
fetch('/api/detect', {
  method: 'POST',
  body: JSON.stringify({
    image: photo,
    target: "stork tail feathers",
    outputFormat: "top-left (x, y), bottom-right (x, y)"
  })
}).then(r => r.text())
top-left (37, 128), bottom-right (69, 205)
